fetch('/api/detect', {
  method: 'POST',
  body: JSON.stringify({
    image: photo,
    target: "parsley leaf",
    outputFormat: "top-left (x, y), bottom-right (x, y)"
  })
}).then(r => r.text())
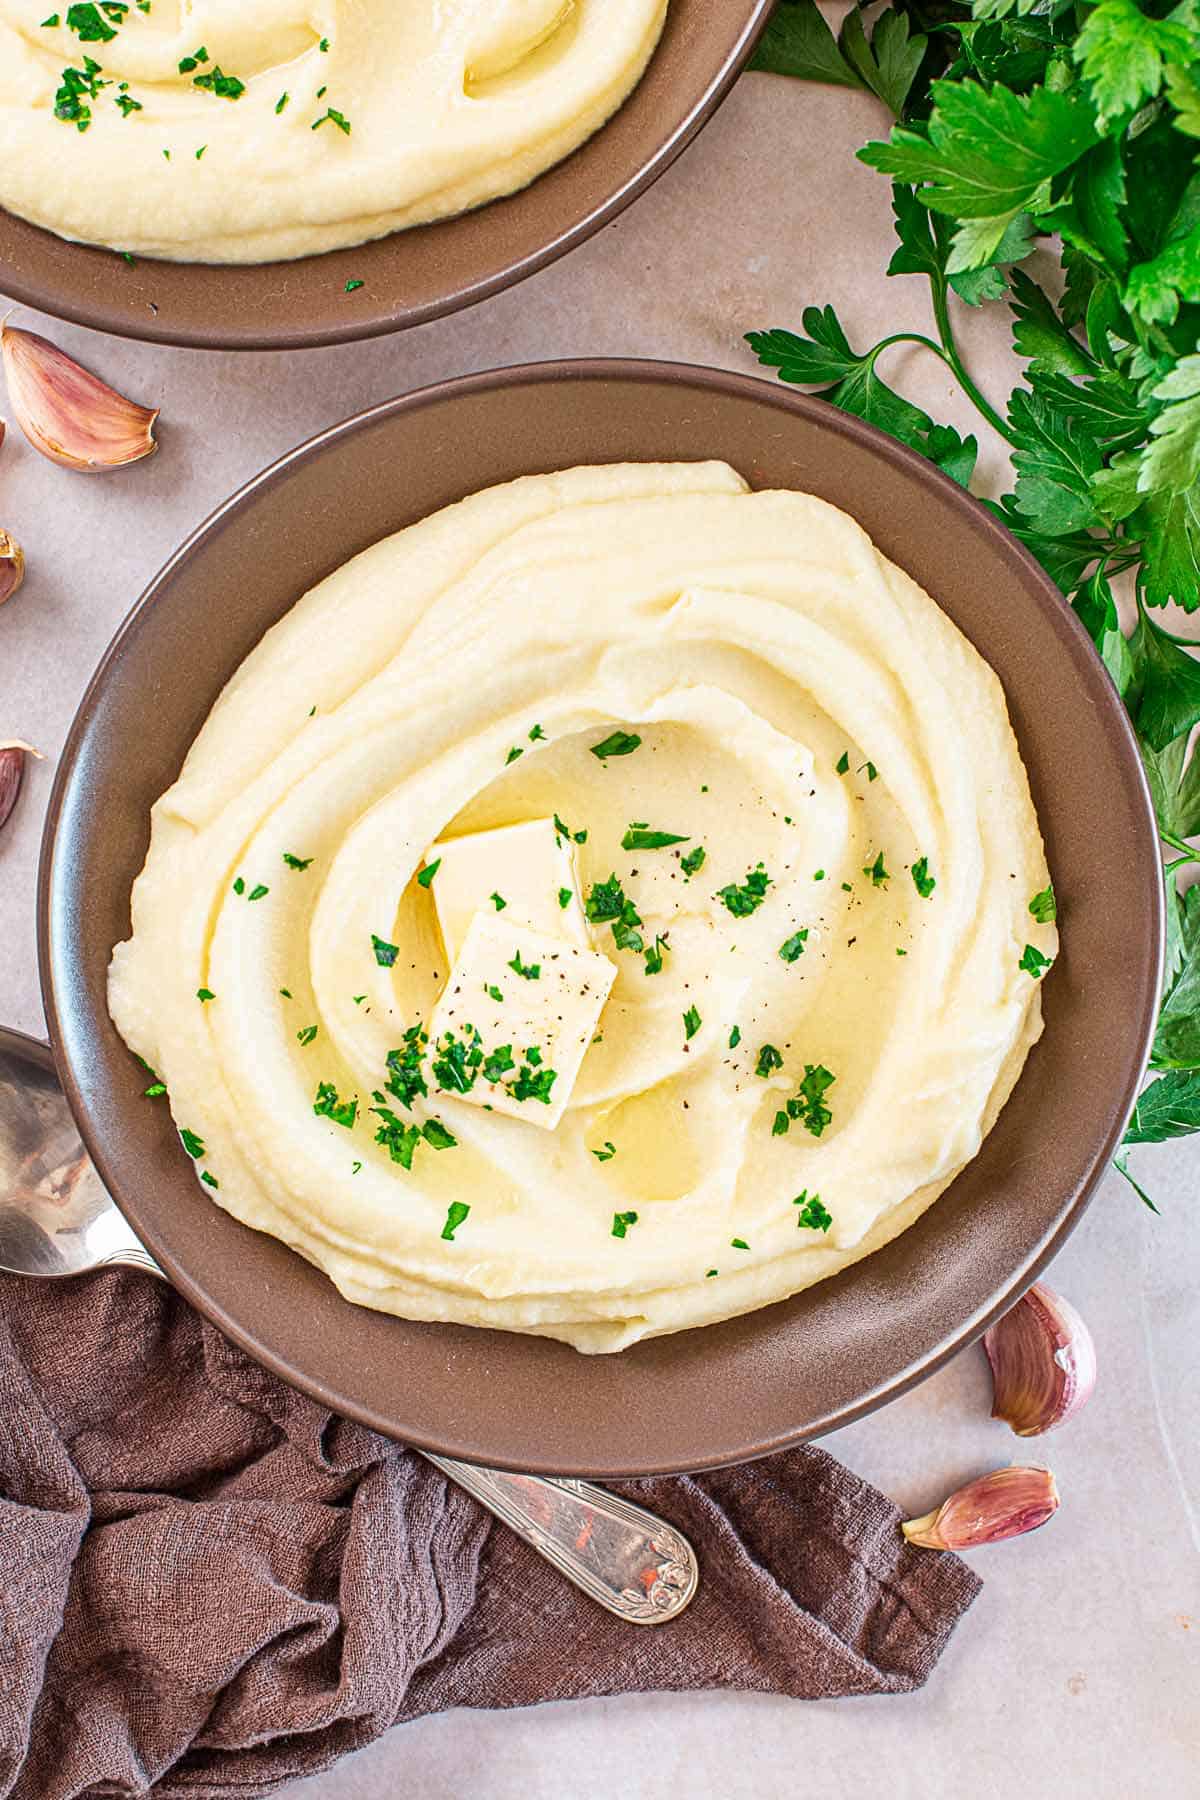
top-left (442, 1201), bottom-right (470, 1241)
top-left (612, 1210), bottom-right (639, 1238)
top-left (794, 1190), bottom-right (834, 1232)
top-left (1019, 943), bottom-right (1054, 979)
top-left (717, 864), bottom-right (772, 917)
top-left (780, 928), bottom-right (810, 962)
top-left (314, 1082), bottom-right (357, 1128)
top-left (911, 856), bottom-right (936, 898)
top-left (1029, 883), bottom-right (1057, 924)
top-left (590, 730), bottom-right (642, 760)
top-left (683, 1005), bottom-right (702, 1040)
top-left (621, 824), bottom-right (689, 850)
top-left (372, 934), bottom-right (399, 967)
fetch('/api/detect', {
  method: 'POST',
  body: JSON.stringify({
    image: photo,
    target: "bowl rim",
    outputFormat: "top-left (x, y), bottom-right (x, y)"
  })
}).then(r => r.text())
top-left (0, 4), bottom-right (774, 352)
top-left (37, 358), bottom-right (1164, 1472)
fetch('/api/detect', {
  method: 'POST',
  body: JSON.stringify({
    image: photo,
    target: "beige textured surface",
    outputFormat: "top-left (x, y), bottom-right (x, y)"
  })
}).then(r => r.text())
top-left (0, 69), bottom-right (1196, 1800)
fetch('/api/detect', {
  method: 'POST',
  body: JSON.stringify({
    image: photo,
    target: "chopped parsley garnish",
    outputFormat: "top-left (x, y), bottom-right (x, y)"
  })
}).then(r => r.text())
top-left (785, 1065), bottom-right (837, 1139)
top-left (370, 1109), bottom-right (419, 1168)
top-left (54, 57), bottom-right (107, 130)
top-left (731, 1237), bottom-right (750, 1250)
top-left (66, 4), bottom-right (120, 43)
top-left (529, 724), bottom-right (545, 741)
top-left (755, 1043), bottom-right (783, 1078)
top-left (508, 950), bottom-right (540, 980)
top-left (312, 106), bottom-right (351, 133)
top-left (200, 1171), bottom-right (219, 1190)
top-left (864, 762), bottom-right (879, 782)
top-left (1019, 943), bottom-right (1054, 979)
top-left (275, 91), bottom-right (289, 113)
top-left (644, 935), bottom-right (667, 976)
top-left (195, 144), bottom-right (206, 158)
top-left (115, 93), bottom-right (141, 116)
top-left (441, 1201), bottom-right (470, 1242)
top-left (814, 869), bottom-right (825, 881)
top-left (717, 864), bottom-right (772, 918)
top-left (772, 1110), bottom-right (790, 1136)
top-left (553, 812), bottom-right (588, 846)
top-left (432, 1028), bottom-right (483, 1094)
top-left (505, 746), bottom-right (524, 765)
top-left (795, 1191), bottom-right (833, 1232)
top-left (351, 1161), bottom-right (362, 1174)
top-left (681, 845), bottom-right (706, 879)
top-left (728, 1025), bottom-right (741, 1049)
top-left (319, 35), bottom-right (330, 51)
top-left (557, 887), bottom-right (573, 909)
top-left (345, 279), bottom-right (364, 293)
top-left (863, 852), bottom-right (889, 887)
top-left (779, 929), bottom-right (809, 963)
top-left (417, 858), bottom-right (440, 889)
top-left (193, 65), bottom-right (245, 100)
top-left (196, 987), bottom-right (215, 1003)
top-left (585, 873), bottom-right (643, 955)
top-left (841, 881), bottom-right (853, 893)
top-left (247, 884), bottom-right (269, 902)
top-left (283, 852), bottom-right (313, 870)
top-left (314, 1082), bottom-right (357, 1129)
top-left (296, 1025), bottom-right (318, 1046)
top-left (179, 1128), bottom-right (205, 1159)
top-left (143, 1080), bottom-right (167, 1098)
top-left (481, 1044), bottom-right (515, 1083)
top-left (512, 1061), bottom-right (557, 1104)
top-left (911, 857), bottom-right (936, 898)
top-left (420, 1118), bottom-right (457, 1151)
top-left (178, 45), bottom-right (208, 72)
top-left (590, 730), bottom-right (642, 760)
top-left (1029, 883), bottom-right (1057, 924)
top-left (384, 1025), bottom-right (428, 1109)
top-left (706, 1267), bottom-right (718, 1278)
top-left (683, 1005), bottom-right (702, 1040)
top-left (836, 751), bottom-right (850, 774)
top-left (490, 892), bottom-right (507, 910)
top-left (485, 983), bottom-right (504, 1003)
top-left (371, 934), bottom-right (399, 967)
top-left (593, 1141), bottom-right (617, 1162)
top-left (611, 1210), bottom-right (639, 1239)
top-left (279, 988), bottom-right (292, 999)
top-left (43, 13), bottom-right (61, 25)
top-left (621, 824), bottom-right (689, 850)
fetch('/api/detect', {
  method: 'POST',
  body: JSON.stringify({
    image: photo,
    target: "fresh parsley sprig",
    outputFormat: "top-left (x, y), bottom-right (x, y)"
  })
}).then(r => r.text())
top-left (749, 0), bottom-right (1200, 1205)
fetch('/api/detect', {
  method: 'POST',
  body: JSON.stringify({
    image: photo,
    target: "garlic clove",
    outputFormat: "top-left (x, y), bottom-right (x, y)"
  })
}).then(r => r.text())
top-left (0, 529), bottom-right (22, 605)
top-left (984, 1280), bottom-right (1097, 1436)
top-left (902, 1466), bottom-right (1059, 1550)
top-left (0, 740), bottom-right (43, 836)
top-left (1, 326), bottom-right (158, 472)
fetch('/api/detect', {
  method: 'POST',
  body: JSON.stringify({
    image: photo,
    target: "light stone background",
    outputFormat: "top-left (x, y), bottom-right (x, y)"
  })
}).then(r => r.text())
top-left (1, 68), bottom-right (1197, 1800)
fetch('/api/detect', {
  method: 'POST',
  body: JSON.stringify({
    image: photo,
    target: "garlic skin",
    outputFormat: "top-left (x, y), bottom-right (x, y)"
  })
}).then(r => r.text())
top-left (903, 1466), bottom-right (1059, 1550)
top-left (0, 529), bottom-right (22, 606)
top-left (984, 1280), bottom-right (1097, 1436)
top-left (0, 326), bottom-right (158, 472)
top-left (0, 740), bottom-right (43, 836)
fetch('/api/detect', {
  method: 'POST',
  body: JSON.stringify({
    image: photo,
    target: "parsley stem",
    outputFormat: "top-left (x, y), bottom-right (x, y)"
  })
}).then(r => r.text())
top-left (928, 279), bottom-right (1016, 447)
top-left (1161, 830), bottom-right (1200, 863)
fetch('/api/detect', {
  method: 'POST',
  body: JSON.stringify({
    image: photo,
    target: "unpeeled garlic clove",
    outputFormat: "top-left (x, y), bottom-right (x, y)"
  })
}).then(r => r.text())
top-left (1, 325), bottom-right (158, 471)
top-left (0, 528), bottom-right (22, 605)
top-left (0, 740), bottom-right (43, 835)
top-left (902, 1466), bottom-right (1059, 1550)
top-left (984, 1280), bottom-right (1097, 1436)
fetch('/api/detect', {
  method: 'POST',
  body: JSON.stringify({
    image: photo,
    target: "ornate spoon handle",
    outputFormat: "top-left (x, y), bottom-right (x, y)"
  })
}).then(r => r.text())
top-left (422, 1453), bottom-right (699, 1624)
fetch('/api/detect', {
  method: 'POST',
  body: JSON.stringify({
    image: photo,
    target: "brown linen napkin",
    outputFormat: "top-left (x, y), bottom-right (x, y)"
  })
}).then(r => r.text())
top-left (0, 1269), bottom-right (980, 1799)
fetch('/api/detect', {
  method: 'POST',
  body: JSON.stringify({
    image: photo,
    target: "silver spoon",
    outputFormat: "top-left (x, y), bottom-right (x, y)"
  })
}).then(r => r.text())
top-left (0, 1026), bottom-right (697, 1625)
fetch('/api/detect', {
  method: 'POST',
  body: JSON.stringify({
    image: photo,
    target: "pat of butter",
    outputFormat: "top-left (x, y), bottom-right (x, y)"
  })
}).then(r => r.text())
top-left (425, 818), bottom-right (590, 963)
top-left (427, 909), bottom-right (616, 1130)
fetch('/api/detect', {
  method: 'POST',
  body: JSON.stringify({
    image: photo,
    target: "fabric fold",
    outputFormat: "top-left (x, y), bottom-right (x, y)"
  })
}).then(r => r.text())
top-left (0, 1271), bottom-right (979, 1799)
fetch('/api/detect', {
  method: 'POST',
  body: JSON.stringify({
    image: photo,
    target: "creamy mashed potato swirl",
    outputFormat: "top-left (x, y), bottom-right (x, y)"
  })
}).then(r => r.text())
top-left (108, 462), bottom-right (1056, 1352)
top-left (0, 1), bottom-right (666, 261)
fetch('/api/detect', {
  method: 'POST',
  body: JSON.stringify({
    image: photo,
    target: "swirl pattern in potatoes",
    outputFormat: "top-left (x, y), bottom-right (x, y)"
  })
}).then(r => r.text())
top-left (109, 461), bottom-right (1057, 1352)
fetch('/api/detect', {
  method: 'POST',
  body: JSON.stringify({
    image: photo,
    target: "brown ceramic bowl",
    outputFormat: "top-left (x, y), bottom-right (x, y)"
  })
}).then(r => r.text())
top-left (0, 4), bottom-right (771, 352)
top-left (39, 362), bottom-right (1162, 1476)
